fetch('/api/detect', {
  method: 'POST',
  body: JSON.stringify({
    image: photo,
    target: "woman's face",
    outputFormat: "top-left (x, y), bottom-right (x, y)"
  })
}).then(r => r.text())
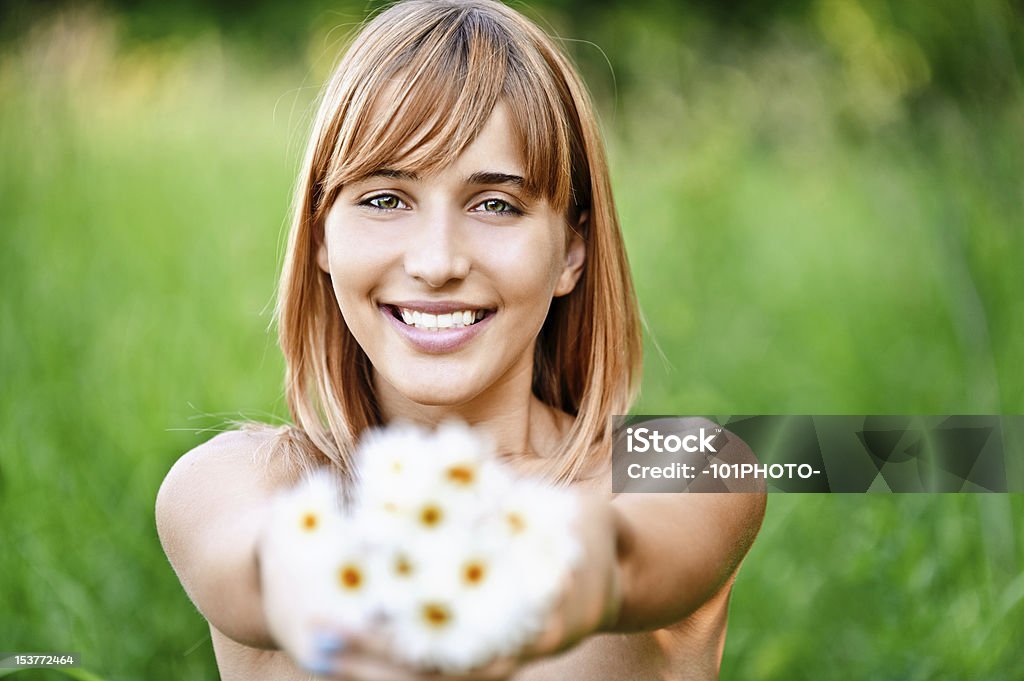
top-left (319, 104), bottom-right (585, 408)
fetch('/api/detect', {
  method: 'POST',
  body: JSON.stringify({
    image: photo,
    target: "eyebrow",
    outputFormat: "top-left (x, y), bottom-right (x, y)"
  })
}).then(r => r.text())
top-left (366, 169), bottom-right (525, 187)
top-left (466, 171), bottom-right (524, 187)
top-left (370, 169), bottom-right (418, 181)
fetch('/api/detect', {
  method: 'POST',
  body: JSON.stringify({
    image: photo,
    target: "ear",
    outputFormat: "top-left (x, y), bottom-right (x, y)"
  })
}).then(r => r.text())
top-left (553, 211), bottom-right (587, 297)
top-left (316, 238), bottom-right (330, 273)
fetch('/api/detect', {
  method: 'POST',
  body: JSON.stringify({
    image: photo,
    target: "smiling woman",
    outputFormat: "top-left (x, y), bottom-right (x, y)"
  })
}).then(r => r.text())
top-left (275, 0), bottom-right (638, 483)
top-left (155, 1), bottom-right (765, 680)
top-left (319, 103), bottom-right (584, 410)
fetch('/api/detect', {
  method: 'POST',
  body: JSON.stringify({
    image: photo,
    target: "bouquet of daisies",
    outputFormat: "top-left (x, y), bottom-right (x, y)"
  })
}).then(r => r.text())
top-left (265, 421), bottom-right (582, 672)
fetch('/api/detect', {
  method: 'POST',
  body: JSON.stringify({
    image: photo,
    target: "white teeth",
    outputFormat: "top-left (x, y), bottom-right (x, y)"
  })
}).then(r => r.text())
top-left (397, 307), bottom-right (488, 330)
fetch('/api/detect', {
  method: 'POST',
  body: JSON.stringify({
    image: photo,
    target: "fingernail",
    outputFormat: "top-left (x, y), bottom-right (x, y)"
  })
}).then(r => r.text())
top-left (313, 630), bottom-right (346, 654)
top-left (302, 654), bottom-right (333, 676)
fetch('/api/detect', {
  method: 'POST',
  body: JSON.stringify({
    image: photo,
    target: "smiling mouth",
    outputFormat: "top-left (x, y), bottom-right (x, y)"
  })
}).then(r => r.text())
top-left (384, 305), bottom-right (493, 331)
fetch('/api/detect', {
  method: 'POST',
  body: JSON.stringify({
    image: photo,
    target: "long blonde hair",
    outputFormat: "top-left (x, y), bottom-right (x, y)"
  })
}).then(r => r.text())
top-left (273, 0), bottom-right (641, 484)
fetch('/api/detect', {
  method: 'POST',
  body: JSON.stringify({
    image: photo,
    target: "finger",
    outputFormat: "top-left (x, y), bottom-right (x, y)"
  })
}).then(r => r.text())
top-left (294, 631), bottom-right (343, 679)
top-left (299, 648), bottom-right (426, 681)
top-left (518, 564), bottom-right (602, 660)
top-left (413, 656), bottom-right (520, 681)
top-left (328, 653), bottom-right (427, 681)
top-left (517, 580), bottom-right (572, 659)
top-left (306, 643), bottom-right (528, 681)
top-left (331, 626), bottom-right (393, 659)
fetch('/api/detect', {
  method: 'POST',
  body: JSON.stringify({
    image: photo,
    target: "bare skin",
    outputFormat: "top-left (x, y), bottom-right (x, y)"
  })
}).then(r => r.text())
top-left (157, 414), bottom-right (763, 681)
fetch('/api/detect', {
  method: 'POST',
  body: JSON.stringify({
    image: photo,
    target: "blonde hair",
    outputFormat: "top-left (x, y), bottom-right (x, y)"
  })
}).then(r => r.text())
top-left (273, 0), bottom-right (641, 483)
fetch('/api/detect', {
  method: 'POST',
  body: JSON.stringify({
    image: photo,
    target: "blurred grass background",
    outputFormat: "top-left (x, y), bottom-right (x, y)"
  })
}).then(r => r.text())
top-left (1, 0), bottom-right (1022, 678)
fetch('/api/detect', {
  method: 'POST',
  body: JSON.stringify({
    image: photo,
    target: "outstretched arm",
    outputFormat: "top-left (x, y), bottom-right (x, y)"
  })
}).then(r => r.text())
top-left (156, 429), bottom-right (294, 649)
top-left (609, 490), bottom-right (766, 632)
top-left (156, 427), bottom-right (765, 680)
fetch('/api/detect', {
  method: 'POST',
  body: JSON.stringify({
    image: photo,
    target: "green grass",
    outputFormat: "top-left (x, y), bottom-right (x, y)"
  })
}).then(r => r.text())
top-left (1, 8), bottom-right (1022, 680)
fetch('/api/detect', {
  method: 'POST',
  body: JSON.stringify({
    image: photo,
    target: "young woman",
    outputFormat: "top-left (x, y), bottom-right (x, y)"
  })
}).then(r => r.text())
top-left (156, 1), bottom-right (765, 679)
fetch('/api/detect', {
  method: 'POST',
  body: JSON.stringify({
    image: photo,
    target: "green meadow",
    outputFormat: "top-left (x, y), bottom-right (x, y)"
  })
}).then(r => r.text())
top-left (1, 1), bottom-right (1022, 679)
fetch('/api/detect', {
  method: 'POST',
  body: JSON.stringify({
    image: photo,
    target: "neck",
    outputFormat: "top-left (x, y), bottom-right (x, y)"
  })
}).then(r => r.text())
top-left (373, 359), bottom-right (566, 461)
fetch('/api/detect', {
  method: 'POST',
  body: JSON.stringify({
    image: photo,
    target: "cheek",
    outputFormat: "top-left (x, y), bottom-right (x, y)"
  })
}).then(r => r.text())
top-left (325, 230), bottom-right (394, 305)
top-left (478, 228), bottom-right (566, 303)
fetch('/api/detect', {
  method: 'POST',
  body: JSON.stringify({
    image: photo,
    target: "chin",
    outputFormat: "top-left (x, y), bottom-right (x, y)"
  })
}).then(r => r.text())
top-left (384, 373), bottom-right (483, 408)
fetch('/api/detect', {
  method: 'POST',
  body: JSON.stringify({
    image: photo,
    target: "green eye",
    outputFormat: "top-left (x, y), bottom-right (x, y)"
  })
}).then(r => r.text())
top-left (366, 194), bottom-right (402, 210)
top-left (481, 199), bottom-right (516, 214)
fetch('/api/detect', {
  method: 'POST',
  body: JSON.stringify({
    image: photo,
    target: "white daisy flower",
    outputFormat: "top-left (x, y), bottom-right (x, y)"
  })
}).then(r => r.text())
top-left (430, 420), bottom-right (497, 495)
top-left (386, 530), bottom-right (519, 673)
top-left (353, 421), bottom-right (495, 543)
top-left (316, 520), bottom-right (389, 630)
top-left (264, 470), bottom-right (377, 633)
top-left (401, 486), bottom-right (477, 540)
top-left (351, 424), bottom-right (438, 544)
top-left (355, 423), bottom-right (434, 508)
top-left (483, 477), bottom-right (582, 612)
top-left (353, 483), bottom-right (473, 550)
top-left (369, 533), bottom-right (435, 616)
top-left (266, 468), bottom-right (345, 548)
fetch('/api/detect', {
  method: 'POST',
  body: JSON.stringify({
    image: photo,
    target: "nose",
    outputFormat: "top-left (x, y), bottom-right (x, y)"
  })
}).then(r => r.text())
top-left (403, 208), bottom-right (470, 288)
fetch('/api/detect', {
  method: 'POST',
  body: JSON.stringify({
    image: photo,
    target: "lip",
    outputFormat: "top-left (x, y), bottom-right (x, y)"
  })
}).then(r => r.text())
top-left (386, 300), bottom-right (491, 315)
top-left (380, 304), bottom-right (494, 354)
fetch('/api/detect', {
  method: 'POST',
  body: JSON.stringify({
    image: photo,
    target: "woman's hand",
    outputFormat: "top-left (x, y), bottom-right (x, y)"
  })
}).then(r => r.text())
top-left (261, 491), bottom-right (623, 680)
top-left (522, 491), bottom-right (622, 657)
top-left (258, 514), bottom-right (348, 672)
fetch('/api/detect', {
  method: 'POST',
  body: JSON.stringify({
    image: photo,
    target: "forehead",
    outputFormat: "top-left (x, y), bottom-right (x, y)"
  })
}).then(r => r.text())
top-left (372, 103), bottom-right (525, 184)
top-left (454, 104), bottom-right (520, 166)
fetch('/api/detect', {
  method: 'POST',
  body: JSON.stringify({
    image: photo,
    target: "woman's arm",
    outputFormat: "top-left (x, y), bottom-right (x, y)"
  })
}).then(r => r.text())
top-left (155, 429), bottom-right (291, 649)
top-left (607, 420), bottom-right (767, 632)
top-left (155, 427), bottom-right (764, 679)
top-left (609, 490), bottom-right (766, 632)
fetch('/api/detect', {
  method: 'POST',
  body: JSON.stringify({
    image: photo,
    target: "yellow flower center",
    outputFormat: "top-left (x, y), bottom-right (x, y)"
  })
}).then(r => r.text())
top-left (338, 564), bottom-right (363, 591)
top-left (421, 602), bottom-right (452, 628)
top-left (394, 555), bottom-right (414, 577)
top-left (419, 504), bottom-right (443, 527)
top-left (446, 464), bottom-right (475, 486)
top-left (506, 512), bottom-right (526, 534)
top-left (301, 512), bottom-right (318, 531)
top-left (463, 560), bottom-right (486, 586)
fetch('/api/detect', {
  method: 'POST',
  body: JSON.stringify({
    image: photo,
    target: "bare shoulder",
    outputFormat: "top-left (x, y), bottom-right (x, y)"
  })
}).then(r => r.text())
top-left (163, 425), bottom-right (298, 482)
top-left (156, 427), bottom-right (299, 533)
top-left (155, 425), bottom-right (307, 648)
